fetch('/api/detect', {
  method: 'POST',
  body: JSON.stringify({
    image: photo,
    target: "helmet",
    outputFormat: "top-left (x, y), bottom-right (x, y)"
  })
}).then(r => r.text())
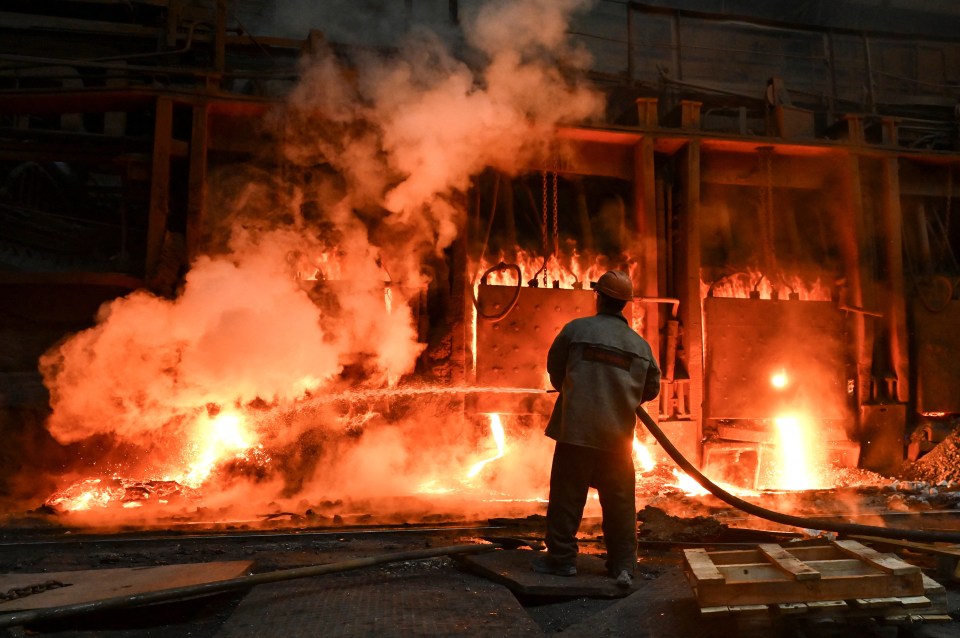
top-left (595, 270), bottom-right (633, 301)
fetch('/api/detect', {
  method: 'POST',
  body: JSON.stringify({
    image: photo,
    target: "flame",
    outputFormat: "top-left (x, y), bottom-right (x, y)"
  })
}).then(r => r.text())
top-left (416, 479), bottom-right (455, 495)
top-left (769, 414), bottom-right (831, 490)
top-left (475, 250), bottom-right (619, 291)
top-left (179, 411), bottom-right (257, 488)
top-left (47, 478), bottom-right (125, 511)
top-left (467, 413), bottom-right (506, 478)
top-left (669, 469), bottom-right (710, 495)
top-left (770, 369), bottom-right (789, 389)
top-left (702, 271), bottom-right (832, 301)
top-left (633, 436), bottom-right (656, 473)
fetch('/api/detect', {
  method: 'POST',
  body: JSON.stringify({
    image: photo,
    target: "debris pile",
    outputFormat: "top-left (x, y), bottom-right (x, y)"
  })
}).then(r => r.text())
top-left (636, 505), bottom-right (727, 542)
top-left (899, 426), bottom-right (960, 484)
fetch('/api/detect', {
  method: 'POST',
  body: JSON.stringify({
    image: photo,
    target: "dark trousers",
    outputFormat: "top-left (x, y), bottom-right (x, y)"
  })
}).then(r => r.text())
top-left (545, 441), bottom-right (637, 575)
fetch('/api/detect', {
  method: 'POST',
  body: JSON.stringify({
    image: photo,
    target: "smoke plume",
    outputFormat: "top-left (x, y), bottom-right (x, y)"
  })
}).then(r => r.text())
top-left (39, 0), bottom-right (603, 515)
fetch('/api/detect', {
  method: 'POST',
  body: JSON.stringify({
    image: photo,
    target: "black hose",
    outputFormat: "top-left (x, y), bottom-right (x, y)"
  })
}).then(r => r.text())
top-left (635, 406), bottom-right (960, 544)
top-left (474, 262), bottom-right (522, 322)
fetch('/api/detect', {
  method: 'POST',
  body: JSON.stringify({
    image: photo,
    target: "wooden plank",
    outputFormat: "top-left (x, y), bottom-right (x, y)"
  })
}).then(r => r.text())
top-left (852, 597), bottom-right (904, 609)
top-left (807, 600), bottom-right (848, 612)
top-left (0, 561), bottom-right (254, 612)
top-left (717, 559), bottom-right (870, 582)
top-left (909, 614), bottom-right (953, 622)
top-left (704, 544), bottom-right (841, 565)
top-left (726, 604), bottom-right (769, 615)
top-left (694, 570), bottom-right (922, 606)
top-left (850, 535), bottom-right (960, 558)
top-left (833, 540), bottom-right (920, 575)
top-left (757, 544), bottom-right (821, 581)
top-left (899, 596), bottom-right (932, 608)
top-left (774, 602), bottom-right (808, 615)
top-left (682, 549), bottom-right (724, 584)
top-left (921, 573), bottom-right (946, 594)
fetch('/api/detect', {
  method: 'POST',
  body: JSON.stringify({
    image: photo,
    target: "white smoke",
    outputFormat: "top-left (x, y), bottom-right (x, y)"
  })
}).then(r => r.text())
top-left (40, 0), bottom-right (604, 511)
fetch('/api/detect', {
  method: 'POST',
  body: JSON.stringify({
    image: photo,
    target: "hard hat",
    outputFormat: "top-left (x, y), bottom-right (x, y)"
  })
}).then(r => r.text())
top-left (595, 270), bottom-right (633, 301)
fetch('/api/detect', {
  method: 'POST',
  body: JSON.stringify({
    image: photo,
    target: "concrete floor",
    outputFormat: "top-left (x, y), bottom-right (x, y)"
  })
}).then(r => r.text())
top-left (0, 524), bottom-right (956, 637)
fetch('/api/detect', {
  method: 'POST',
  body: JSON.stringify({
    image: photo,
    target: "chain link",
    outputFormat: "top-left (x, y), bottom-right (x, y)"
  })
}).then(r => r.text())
top-left (541, 170), bottom-right (548, 286)
top-left (946, 167), bottom-right (952, 239)
top-left (552, 171), bottom-right (559, 268)
top-left (1, 580), bottom-right (68, 602)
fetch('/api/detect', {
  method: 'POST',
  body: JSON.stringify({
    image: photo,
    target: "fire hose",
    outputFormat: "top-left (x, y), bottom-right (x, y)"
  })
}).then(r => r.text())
top-left (635, 405), bottom-right (960, 544)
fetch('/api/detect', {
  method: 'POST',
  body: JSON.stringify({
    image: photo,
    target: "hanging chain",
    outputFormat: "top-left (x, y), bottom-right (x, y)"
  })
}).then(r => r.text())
top-left (552, 171), bottom-right (559, 271)
top-left (1, 580), bottom-right (68, 602)
top-left (541, 170), bottom-right (548, 286)
top-left (946, 167), bottom-right (953, 240)
top-left (759, 149), bottom-right (775, 279)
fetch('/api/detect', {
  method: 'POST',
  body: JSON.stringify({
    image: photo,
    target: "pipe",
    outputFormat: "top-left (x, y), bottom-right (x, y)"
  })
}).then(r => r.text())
top-left (633, 296), bottom-right (680, 319)
top-left (635, 406), bottom-right (960, 544)
top-left (0, 542), bottom-right (501, 629)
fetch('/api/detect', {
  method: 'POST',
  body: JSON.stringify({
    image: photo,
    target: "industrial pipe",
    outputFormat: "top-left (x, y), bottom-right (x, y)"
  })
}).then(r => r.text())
top-left (0, 543), bottom-right (502, 629)
top-left (635, 406), bottom-right (960, 544)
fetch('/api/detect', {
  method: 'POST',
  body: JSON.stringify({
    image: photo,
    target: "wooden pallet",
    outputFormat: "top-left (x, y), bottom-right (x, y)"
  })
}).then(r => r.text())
top-left (695, 572), bottom-right (949, 622)
top-left (683, 540), bottom-right (934, 610)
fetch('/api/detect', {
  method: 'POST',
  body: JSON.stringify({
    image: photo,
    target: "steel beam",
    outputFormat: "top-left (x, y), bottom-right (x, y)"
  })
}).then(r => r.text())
top-left (880, 157), bottom-right (910, 403)
top-left (186, 103), bottom-right (209, 261)
top-left (677, 140), bottom-right (704, 464)
top-left (146, 96), bottom-right (173, 278)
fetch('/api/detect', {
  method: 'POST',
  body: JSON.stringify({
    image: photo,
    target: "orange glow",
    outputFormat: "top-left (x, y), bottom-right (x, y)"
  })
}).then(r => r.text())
top-left (416, 479), bottom-right (456, 495)
top-left (47, 478), bottom-right (124, 512)
top-left (702, 271), bottom-right (832, 301)
top-left (770, 370), bottom-right (789, 389)
top-left (769, 414), bottom-right (831, 490)
top-left (475, 252), bottom-right (638, 292)
top-left (669, 469), bottom-right (709, 495)
top-left (633, 436), bottom-right (656, 473)
top-left (467, 413), bottom-right (507, 478)
top-left (179, 411), bottom-right (258, 488)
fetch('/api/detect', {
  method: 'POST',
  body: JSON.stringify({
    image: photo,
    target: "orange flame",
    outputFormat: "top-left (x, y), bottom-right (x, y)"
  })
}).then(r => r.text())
top-left (179, 411), bottom-right (258, 488)
top-left (633, 436), bottom-right (656, 473)
top-left (669, 469), bottom-right (710, 495)
top-left (467, 413), bottom-right (506, 478)
top-left (769, 414), bottom-right (830, 490)
top-left (47, 478), bottom-right (124, 512)
top-left (702, 271), bottom-right (832, 301)
top-left (770, 369), bottom-right (788, 389)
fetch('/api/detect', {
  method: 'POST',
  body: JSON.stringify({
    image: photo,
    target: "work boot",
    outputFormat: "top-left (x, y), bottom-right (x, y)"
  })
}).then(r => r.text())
top-left (615, 569), bottom-right (632, 588)
top-left (531, 555), bottom-right (577, 577)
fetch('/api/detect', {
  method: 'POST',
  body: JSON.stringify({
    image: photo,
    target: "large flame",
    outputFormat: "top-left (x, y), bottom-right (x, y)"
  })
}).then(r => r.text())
top-left (467, 414), bottom-right (507, 479)
top-left (769, 414), bottom-right (831, 490)
top-left (703, 270), bottom-right (833, 301)
top-left (179, 411), bottom-right (260, 488)
top-left (633, 436), bottom-right (656, 473)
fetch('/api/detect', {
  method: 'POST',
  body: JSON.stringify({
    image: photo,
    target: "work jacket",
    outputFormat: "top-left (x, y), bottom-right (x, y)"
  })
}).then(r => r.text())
top-left (545, 311), bottom-right (661, 454)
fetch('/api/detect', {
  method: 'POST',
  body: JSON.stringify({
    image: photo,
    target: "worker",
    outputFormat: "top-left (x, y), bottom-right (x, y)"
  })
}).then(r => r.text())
top-left (532, 269), bottom-right (661, 588)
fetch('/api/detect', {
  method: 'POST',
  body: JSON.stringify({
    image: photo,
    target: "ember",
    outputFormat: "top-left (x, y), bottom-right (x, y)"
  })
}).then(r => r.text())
top-left (47, 478), bottom-right (200, 513)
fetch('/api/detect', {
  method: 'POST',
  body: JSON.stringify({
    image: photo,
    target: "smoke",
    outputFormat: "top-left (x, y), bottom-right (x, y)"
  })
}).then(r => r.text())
top-left (38, 0), bottom-right (602, 516)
